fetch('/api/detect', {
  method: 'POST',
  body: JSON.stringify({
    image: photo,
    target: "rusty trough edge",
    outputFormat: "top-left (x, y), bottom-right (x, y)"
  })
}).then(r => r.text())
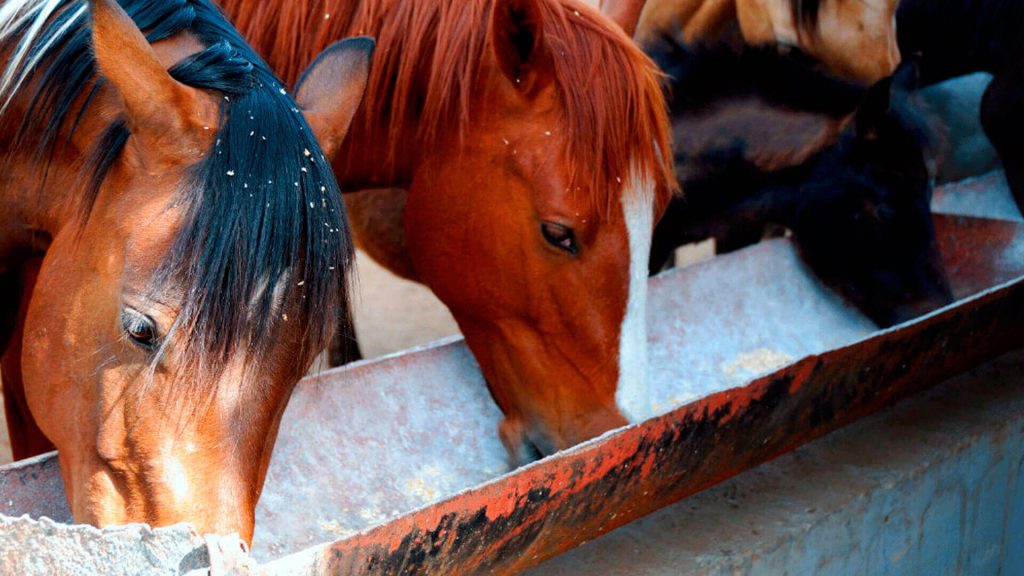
top-left (245, 274), bottom-right (1024, 576)
top-left (0, 451), bottom-right (68, 522)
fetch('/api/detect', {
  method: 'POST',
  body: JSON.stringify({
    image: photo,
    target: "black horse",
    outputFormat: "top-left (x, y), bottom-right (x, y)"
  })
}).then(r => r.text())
top-left (649, 41), bottom-right (954, 327)
top-left (897, 0), bottom-right (1024, 210)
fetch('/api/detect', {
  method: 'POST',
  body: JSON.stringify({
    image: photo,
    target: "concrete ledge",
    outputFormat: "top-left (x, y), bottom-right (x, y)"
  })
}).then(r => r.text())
top-left (528, 349), bottom-right (1024, 575)
top-left (0, 516), bottom-right (209, 575)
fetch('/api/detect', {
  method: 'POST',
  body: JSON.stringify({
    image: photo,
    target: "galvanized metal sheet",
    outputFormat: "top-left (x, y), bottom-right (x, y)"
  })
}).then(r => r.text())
top-left (526, 348), bottom-right (1024, 575)
top-left (251, 232), bottom-right (883, 562)
top-left (0, 452), bottom-right (68, 522)
top-left (282, 232), bottom-right (1024, 575)
top-left (249, 212), bottom-right (1024, 564)
top-left (931, 170), bottom-right (1023, 223)
top-left (252, 339), bottom-right (509, 560)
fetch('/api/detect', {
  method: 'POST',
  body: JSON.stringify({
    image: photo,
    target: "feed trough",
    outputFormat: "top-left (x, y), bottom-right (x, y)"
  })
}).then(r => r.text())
top-left (1, 172), bottom-right (1022, 575)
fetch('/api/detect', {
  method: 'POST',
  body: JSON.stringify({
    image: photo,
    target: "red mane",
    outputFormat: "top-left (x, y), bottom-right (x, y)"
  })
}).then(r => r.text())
top-left (223, 0), bottom-right (678, 212)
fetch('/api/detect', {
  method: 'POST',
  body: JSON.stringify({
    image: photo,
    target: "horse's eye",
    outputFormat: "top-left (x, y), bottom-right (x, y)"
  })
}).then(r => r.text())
top-left (876, 204), bottom-right (897, 222)
top-left (541, 222), bottom-right (578, 255)
top-left (121, 309), bottom-right (158, 351)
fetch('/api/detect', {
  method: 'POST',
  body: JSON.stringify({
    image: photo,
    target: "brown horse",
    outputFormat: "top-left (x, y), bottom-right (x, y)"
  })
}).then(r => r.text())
top-left (631, 0), bottom-right (900, 83)
top-left (0, 0), bottom-right (370, 541)
top-left (221, 0), bottom-right (676, 464)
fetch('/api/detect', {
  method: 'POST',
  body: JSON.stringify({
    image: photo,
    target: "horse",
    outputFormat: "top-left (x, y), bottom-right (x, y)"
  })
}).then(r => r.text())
top-left (897, 0), bottom-right (1024, 213)
top-left (219, 0), bottom-right (677, 464)
top-left (630, 0), bottom-right (900, 83)
top-left (648, 40), bottom-right (954, 327)
top-left (0, 0), bottom-right (371, 541)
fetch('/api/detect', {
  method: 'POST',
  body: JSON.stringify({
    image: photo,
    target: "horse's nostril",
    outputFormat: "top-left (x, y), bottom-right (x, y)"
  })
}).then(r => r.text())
top-left (527, 432), bottom-right (557, 459)
top-left (889, 292), bottom-right (953, 326)
top-left (203, 533), bottom-right (256, 573)
top-left (498, 416), bottom-right (544, 468)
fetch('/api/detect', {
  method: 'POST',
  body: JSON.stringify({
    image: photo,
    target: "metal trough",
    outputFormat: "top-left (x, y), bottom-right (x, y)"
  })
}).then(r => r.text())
top-left (1, 172), bottom-right (1022, 575)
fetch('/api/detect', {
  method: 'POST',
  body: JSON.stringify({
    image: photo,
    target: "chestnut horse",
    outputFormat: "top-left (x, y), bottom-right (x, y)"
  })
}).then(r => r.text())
top-left (0, 0), bottom-right (371, 541)
top-left (630, 0), bottom-right (900, 83)
top-left (221, 0), bottom-right (676, 463)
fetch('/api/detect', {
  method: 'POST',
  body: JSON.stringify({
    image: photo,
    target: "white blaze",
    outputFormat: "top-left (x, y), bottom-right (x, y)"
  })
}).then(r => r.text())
top-left (162, 456), bottom-right (191, 505)
top-left (615, 170), bottom-right (654, 423)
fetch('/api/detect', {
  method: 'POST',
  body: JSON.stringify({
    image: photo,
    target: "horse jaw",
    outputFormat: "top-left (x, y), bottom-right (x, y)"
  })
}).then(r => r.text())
top-left (615, 167), bottom-right (654, 423)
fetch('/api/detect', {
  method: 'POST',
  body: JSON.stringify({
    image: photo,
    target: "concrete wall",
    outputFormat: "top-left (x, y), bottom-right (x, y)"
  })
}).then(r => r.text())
top-left (528, 350), bottom-right (1024, 575)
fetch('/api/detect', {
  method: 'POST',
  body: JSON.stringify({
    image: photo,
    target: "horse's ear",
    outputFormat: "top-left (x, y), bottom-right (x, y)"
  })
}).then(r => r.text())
top-left (491, 0), bottom-right (553, 95)
top-left (854, 57), bottom-right (919, 138)
top-left (891, 55), bottom-right (921, 94)
top-left (90, 0), bottom-right (208, 160)
top-left (853, 75), bottom-right (895, 139)
top-left (600, 0), bottom-right (647, 37)
top-left (295, 37), bottom-right (375, 161)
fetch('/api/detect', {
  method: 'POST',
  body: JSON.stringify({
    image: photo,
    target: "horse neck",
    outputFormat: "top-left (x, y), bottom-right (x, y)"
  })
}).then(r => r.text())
top-left (333, 92), bottom-right (423, 190)
top-left (898, 0), bottom-right (1024, 83)
top-left (671, 127), bottom-right (798, 237)
top-left (331, 9), bottom-right (439, 190)
top-left (657, 44), bottom-right (866, 119)
top-left (672, 143), bottom-right (809, 237)
top-left (670, 103), bottom-right (844, 232)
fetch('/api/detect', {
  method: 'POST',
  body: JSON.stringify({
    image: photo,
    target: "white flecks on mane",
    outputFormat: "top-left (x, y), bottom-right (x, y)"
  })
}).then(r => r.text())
top-left (615, 164), bottom-right (655, 423)
top-left (0, 0), bottom-right (86, 117)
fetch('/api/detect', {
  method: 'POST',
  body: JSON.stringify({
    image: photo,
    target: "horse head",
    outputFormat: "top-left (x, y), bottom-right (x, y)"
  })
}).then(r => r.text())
top-left (401, 0), bottom-right (674, 462)
top-left (7, 0), bottom-right (371, 542)
top-left (790, 60), bottom-right (954, 327)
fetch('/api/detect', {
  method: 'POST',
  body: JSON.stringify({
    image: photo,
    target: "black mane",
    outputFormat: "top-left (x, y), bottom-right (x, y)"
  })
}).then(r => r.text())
top-left (790, 0), bottom-right (824, 31)
top-left (898, 0), bottom-right (1024, 81)
top-left (647, 38), bottom-right (865, 118)
top-left (0, 0), bottom-right (351, 378)
top-left (648, 38), bottom-right (937, 199)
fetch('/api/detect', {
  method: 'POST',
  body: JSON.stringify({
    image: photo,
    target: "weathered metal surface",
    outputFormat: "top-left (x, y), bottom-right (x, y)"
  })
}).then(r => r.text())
top-left (0, 202), bottom-right (1022, 574)
top-left (528, 350), bottom-right (1024, 575)
top-left (931, 170), bottom-right (1023, 223)
top-left (251, 224), bottom-right (878, 562)
top-left (279, 263), bottom-right (1024, 575)
top-left (253, 213), bottom-right (1024, 574)
top-left (936, 213), bottom-right (1024, 297)
top-left (0, 452), bottom-right (68, 522)
top-left (252, 339), bottom-right (509, 559)
top-left (921, 73), bottom-right (1001, 185)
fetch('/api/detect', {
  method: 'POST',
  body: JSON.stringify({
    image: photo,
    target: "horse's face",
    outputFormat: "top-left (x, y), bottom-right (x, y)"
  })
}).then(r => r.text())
top-left (793, 171), bottom-right (950, 327)
top-left (21, 165), bottom-right (298, 539)
top-left (737, 0), bottom-right (900, 83)
top-left (17, 1), bottom-right (371, 542)
top-left (792, 66), bottom-right (953, 327)
top-left (407, 123), bottom-right (653, 460)
top-left (404, 0), bottom-right (665, 462)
